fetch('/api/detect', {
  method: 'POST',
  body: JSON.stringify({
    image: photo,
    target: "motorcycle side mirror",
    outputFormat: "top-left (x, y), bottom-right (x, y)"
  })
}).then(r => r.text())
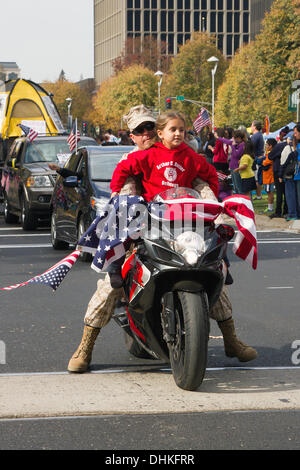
top-left (63, 176), bottom-right (79, 188)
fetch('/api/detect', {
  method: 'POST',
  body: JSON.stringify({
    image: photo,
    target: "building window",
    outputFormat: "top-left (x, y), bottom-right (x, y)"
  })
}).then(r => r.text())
top-left (151, 0), bottom-right (157, 7)
top-left (210, 12), bottom-right (216, 33)
top-left (161, 0), bottom-right (166, 7)
top-left (151, 11), bottom-right (157, 31)
top-left (161, 11), bottom-right (167, 31)
top-left (217, 35), bottom-right (223, 51)
top-left (127, 0), bottom-right (133, 7)
top-left (169, 0), bottom-right (174, 8)
top-left (234, 12), bottom-right (240, 32)
top-left (144, 0), bottom-right (150, 6)
top-left (177, 11), bottom-right (183, 31)
top-left (128, 11), bottom-right (133, 31)
top-left (218, 0), bottom-right (223, 9)
top-left (178, 0), bottom-right (183, 8)
top-left (135, 11), bottom-right (141, 31)
top-left (178, 33), bottom-right (184, 46)
top-left (135, 0), bottom-right (141, 7)
top-left (185, 0), bottom-right (191, 8)
top-left (227, 12), bottom-right (232, 32)
top-left (243, 0), bottom-right (249, 9)
top-left (168, 11), bottom-right (174, 30)
top-left (210, 0), bottom-right (216, 9)
top-left (218, 12), bottom-right (223, 32)
top-left (185, 12), bottom-right (191, 31)
top-left (226, 0), bottom-right (232, 8)
top-left (226, 34), bottom-right (232, 55)
top-left (201, 0), bottom-right (207, 7)
top-left (194, 0), bottom-right (200, 8)
top-left (234, 34), bottom-right (240, 52)
top-left (144, 11), bottom-right (150, 31)
top-left (194, 11), bottom-right (200, 30)
top-left (243, 34), bottom-right (249, 44)
top-left (234, 0), bottom-right (239, 10)
top-left (168, 34), bottom-right (174, 53)
top-left (243, 12), bottom-right (249, 33)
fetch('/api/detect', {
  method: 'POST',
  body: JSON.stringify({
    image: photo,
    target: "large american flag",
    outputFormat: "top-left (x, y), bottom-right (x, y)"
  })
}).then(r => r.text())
top-left (67, 122), bottom-right (80, 152)
top-left (77, 195), bottom-right (148, 273)
top-left (18, 124), bottom-right (38, 142)
top-left (0, 250), bottom-right (81, 292)
top-left (77, 194), bottom-right (257, 272)
top-left (193, 107), bottom-right (211, 133)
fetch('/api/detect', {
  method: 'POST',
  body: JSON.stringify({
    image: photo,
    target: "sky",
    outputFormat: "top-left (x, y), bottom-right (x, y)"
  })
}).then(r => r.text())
top-left (0, 0), bottom-right (94, 83)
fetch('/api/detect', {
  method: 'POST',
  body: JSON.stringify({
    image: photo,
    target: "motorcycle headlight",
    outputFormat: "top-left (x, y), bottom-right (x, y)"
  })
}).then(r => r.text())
top-left (26, 176), bottom-right (52, 188)
top-left (173, 231), bottom-right (207, 266)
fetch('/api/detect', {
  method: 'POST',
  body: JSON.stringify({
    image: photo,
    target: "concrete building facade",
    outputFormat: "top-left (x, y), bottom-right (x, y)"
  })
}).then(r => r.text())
top-left (94, 0), bottom-right (274, 86)
top-left (0, 62), bottom-right (21, 82)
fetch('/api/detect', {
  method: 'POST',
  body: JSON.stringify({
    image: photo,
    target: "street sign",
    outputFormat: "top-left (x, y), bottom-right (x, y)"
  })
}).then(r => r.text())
top-left (176, 96), bottom-right (184, 101)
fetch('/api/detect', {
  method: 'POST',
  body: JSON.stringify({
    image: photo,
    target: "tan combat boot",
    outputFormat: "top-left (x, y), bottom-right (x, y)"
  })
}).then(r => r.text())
top-left (68, 325), bottom-right (100, 373)
top-left (218, 317), bottom-right (258, 362)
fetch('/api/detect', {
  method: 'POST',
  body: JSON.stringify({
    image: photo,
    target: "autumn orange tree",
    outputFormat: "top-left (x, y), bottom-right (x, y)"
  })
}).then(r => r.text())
top-left (215, 0), bottom-right (300, 130)
top-left (42, 80), bottom-right (92, 127)
top-left (91, 65), bottom-right (157, 131)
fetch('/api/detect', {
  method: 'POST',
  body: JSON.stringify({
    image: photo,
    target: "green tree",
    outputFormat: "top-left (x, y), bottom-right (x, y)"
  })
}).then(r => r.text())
top-left (91, 65), bottom-right (157, 130)
top-left (215, 0), bottom-right (300, 130)
top-left (162, 32), bottom-right (227, 125)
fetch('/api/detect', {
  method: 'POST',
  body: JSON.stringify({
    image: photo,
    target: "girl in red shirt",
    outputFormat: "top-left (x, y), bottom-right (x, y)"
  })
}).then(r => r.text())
top-left (111, 112), bottom-right (218, 200)
top-left (109, 111), bottom-right (219, 287)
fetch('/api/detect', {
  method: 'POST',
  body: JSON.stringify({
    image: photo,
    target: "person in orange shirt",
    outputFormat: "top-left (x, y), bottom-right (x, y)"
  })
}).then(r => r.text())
top-left (261, 138), bottom-right (276, 213)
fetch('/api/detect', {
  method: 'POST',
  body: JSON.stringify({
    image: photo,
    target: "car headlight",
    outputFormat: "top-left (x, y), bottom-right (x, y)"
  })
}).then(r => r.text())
top-left (90, 197), bottom-right (109, 215)
top-left (173, 231), bottom-right (208, 266)
top-left (26, 176), bottom-right (52, 188)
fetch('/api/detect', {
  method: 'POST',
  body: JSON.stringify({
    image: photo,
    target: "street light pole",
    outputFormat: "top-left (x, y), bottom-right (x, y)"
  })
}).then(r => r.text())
top-left (207, 56), bottom-right (219, 130)
top-left (154, 71), bottom-right (163, 114)
top-left (65, 97), bottom-right (72, 131)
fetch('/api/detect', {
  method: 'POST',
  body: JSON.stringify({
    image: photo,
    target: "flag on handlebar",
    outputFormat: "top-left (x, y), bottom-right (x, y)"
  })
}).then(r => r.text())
top-left (77, 194), bottom-right (257, 272)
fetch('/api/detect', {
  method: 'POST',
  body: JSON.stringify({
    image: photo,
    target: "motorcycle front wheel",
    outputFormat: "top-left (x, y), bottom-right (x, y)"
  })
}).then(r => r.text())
top-left (169, 291), bottom-right (209, 391)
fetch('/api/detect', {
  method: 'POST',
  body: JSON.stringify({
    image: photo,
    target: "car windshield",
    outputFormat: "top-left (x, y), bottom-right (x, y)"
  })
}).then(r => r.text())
top-left (24, 139), bottom-right (93, 164)
top-left (89, 154), bottom-right (123, 180)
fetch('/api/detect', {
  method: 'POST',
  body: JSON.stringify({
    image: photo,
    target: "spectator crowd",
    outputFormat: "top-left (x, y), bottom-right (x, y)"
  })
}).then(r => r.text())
top-left (94, 119), bottom-right (300, 221)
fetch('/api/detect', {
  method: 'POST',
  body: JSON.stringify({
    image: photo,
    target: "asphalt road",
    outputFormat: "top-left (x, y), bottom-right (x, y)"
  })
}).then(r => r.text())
top-left (0, 214), bottom-right (300, 451)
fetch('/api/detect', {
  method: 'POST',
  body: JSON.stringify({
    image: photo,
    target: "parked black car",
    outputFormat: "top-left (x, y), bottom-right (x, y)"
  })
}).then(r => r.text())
top-left (50, 145), bottom-right (134, 256)
top-left (1, 135), bottom-right (97, 230)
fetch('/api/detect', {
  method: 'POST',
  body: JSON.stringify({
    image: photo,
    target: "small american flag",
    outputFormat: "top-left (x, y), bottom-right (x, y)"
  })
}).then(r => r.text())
top-left (0, 250), bottom-right (81, 292)
top-left (18, 124), bottom-right (38, 142)
top-left (193, 107), bottom-right (211, 133)
top-left (67, 122), bottom-right (80, 152)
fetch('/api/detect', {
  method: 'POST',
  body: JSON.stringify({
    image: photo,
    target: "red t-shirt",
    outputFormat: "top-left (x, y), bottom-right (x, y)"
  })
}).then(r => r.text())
top-left (110, 142), bottom-right (219, 201)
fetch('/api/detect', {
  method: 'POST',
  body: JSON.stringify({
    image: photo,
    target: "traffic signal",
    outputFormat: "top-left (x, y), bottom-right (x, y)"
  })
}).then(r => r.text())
top-left (82, 121), bottom-right (88, 135)
top-left (165, 97), bottom-right (172, 109)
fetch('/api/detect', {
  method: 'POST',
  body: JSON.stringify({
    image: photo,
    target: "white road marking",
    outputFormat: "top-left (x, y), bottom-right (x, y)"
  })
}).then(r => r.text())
top-left (0, 365), bottom-right (299, 378)
top-left (267, 287), bottom-right (294, 289)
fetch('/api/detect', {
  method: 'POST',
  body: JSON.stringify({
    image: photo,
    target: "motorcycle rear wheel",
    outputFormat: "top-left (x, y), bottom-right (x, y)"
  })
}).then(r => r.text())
top-left (169, 291), bottom-right (209, 391)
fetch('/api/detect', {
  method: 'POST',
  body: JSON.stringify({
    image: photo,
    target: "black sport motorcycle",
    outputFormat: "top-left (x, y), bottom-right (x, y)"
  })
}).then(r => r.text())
top-left (112, 188), bottom-right (235, 391)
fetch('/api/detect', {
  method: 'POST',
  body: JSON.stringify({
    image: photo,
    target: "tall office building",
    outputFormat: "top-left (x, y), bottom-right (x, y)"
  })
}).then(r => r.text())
top-left (94, 0), bottom-right (274, 86)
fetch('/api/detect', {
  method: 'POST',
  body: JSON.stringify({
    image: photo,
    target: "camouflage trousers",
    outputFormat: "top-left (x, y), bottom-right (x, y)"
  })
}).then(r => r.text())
top-left (84, 177), bottom-right (232, 329)
top-left (84, 275), bottom-right (232, 329)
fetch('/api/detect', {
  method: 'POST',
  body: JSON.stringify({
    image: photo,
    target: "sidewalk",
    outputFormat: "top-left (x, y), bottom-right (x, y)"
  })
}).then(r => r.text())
top-left (223, 211), bottom-right (300, 233)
